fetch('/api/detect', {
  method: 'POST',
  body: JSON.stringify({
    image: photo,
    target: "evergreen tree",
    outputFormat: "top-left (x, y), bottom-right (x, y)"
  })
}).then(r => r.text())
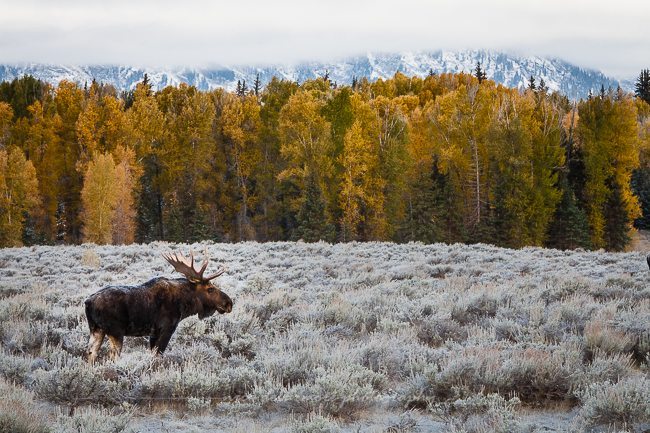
top-left (527, 75), bottom-right (536, 91)
top-left (0, 75), bottom-right (46, 119)
top-left (474, 62), bottom-right (487, 84)
top-left (435, 160), bottom-right (465, 244)
top-left (546, 177), bottom-right (591, 250)
top-left (538, 78), bottom-right (549, 94)
top-left (253, 73), bottom-right (261, 98)
top-left (294, 172), bottom-right (335, 242)
top-left (135, 154), bottom-right (164, 242)
top-left (121, 90), bottom-right (135, 110)
top-left (400, 158), bottom-right (447, 243)
top-left (635, 69), bottom-right (650, 104)
top-left (632, 167), bottom-right (650, 229)
top-left (603, 178), bottom-right (633, 251)
top-left (142, 73), bottom-right (150, 92)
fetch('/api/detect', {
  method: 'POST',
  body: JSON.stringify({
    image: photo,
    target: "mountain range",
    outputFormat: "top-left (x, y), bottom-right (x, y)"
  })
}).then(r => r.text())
top-left (0, 50), bottom-right (631, 99)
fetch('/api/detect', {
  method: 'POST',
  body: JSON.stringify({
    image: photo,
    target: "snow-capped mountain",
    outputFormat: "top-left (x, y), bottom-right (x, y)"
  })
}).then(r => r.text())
top-left (0, 50), bottom-right (630, 99)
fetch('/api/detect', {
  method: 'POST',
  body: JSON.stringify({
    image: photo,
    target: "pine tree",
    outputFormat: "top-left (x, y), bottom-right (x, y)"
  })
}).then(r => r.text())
top-left (603, 178), bottom-right (632, 251)
top-left (632, 167), bottom-right (650, 229)
top-left (527, 75), bottom-right (536, 91)
top-left (635, 69), bottom-right (650, 104)
top-left (253, 73), bottom-right (261, 98)
top-left (400, 158), bottom-right (449, 243)
top-left (538, 78), bottom-right (548, 94)
top-left (0, 75), bottom-right (46, 119)
top-left (546, 177), bottom-right (590, 250)
top-left (142, 73), bottom-right (150, 93)
top-left (474, 62), bottom-right (487, 84)
top-left (294, 172), bottom-right (335, 242)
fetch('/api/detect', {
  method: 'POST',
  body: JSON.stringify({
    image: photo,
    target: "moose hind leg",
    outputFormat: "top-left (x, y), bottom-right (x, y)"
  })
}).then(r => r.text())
top-left (86, 330), bottom-right (105, 364)
top-left (107, 335), bottom-right (124, 360)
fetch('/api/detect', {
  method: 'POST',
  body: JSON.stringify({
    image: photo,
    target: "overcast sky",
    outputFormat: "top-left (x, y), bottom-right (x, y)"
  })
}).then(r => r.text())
top-left (0, 0), bottom-right (648, 78)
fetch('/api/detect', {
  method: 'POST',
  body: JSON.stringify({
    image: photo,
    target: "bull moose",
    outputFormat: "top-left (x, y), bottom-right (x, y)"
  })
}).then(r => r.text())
top-left (84, 251), bottom-right (233, 363)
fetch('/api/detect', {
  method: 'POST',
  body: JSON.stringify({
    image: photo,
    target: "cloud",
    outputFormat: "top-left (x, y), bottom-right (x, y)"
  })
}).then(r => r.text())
top-left (0, 0), bottom-right (647, 77)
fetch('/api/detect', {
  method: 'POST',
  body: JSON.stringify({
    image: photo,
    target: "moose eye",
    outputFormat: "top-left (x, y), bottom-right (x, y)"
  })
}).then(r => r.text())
top-left (208, 287), bottom-right (216, 294)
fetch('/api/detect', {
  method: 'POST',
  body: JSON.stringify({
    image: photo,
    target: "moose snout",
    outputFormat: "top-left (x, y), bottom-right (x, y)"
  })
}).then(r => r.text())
top-left (219, 294), bottom-right (233, 314)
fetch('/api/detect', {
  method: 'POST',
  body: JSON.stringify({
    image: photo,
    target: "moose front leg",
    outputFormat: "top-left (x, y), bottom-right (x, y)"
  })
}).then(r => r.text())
top-left (149, 328), bottom-right (160, 351)
top-left (151, 323), bottom-right (178, 355)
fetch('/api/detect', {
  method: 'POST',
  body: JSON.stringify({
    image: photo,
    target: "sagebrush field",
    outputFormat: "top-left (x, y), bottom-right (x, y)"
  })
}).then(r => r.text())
top-left (0, 241), bottom-right (649, 432)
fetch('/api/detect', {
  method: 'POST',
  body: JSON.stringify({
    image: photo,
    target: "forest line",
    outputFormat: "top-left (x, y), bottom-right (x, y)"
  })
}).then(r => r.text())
top-left (1, 69), bottom-right (649, 250)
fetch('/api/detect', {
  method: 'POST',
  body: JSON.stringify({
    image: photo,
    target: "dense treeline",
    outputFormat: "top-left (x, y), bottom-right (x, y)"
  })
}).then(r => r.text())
top-left (1, 70), bottom-right (649, 250)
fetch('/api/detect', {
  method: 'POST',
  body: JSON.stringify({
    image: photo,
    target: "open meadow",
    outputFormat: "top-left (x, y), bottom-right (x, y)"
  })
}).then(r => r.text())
top-left (0, 241), bottom-right (649, 432)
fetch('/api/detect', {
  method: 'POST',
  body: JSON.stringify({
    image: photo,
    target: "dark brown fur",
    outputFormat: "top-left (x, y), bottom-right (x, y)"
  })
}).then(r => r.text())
top-left (84, 276), bottom-right (232, 362)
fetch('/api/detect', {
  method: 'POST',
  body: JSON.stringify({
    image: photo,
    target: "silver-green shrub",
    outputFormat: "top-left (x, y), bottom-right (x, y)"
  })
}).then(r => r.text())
top-left (577, 376), bottom-right (650, 429)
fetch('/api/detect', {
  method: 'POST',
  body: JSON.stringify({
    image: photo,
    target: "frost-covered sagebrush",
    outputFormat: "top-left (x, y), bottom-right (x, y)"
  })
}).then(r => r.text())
top-left (0, 241), bottom-right (648, 432)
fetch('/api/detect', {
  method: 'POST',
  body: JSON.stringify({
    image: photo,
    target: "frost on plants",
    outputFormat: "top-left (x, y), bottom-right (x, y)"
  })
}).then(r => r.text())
top-left (0, 241), bottom-right (648, 431)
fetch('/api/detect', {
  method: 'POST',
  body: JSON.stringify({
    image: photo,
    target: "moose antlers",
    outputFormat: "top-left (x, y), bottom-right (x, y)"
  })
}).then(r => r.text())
top-left (162, 251), bottom-right (226, 283)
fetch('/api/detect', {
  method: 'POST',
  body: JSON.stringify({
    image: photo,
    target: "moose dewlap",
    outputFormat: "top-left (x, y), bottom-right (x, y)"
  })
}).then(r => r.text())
top-left (84, 251), bottom-right (233, 363)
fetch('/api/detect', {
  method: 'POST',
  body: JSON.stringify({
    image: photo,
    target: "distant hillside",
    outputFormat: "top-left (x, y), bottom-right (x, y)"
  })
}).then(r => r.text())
top-left (0, 50), bottom-right (631, 99)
